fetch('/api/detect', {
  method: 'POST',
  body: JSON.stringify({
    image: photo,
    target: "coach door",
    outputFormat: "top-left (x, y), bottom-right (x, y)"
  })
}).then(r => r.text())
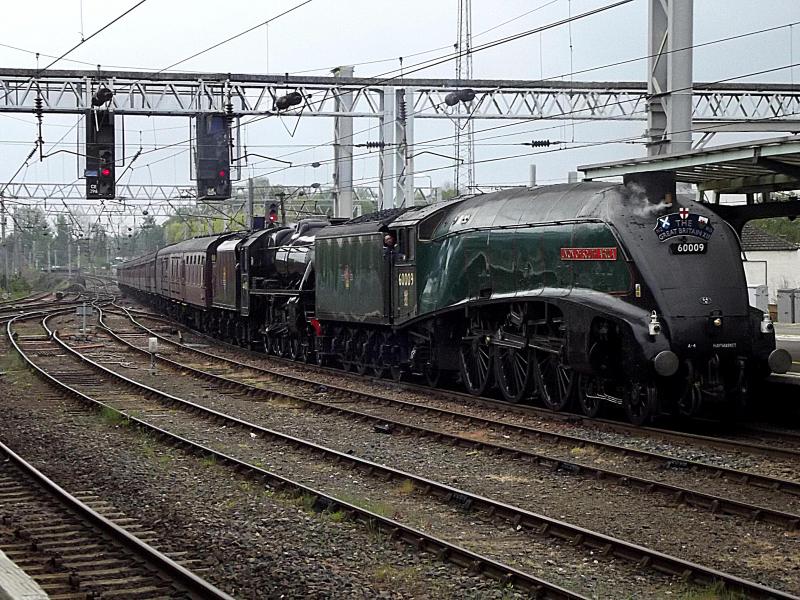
top-left (391, 227), bottom-right (417, 324)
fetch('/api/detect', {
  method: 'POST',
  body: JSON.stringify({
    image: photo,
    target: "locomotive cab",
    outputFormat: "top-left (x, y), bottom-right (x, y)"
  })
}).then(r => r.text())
top-left (390, 226), bottom-right (418, 324)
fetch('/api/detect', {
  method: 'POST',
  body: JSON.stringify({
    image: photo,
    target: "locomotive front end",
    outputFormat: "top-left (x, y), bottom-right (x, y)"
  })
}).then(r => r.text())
top-left (610, 191), bottom-right (789, 416)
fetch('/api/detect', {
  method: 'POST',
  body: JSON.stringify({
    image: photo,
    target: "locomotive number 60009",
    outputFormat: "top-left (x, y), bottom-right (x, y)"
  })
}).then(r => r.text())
top-left (398, 272), bottom-right (415, 286)
top-left (670, 242), bottom-right (707, 255)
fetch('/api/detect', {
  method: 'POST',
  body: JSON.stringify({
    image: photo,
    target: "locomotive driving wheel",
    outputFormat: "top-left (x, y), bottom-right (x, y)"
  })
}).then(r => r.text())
top-left (624, 381), bottom-right (658, 425)
top-left (264, 332), bottom-right (274, 355)
top-left (235, 322), bottom-right (248, 348)
top-left (353, 331), bottom-right (370, 376)
top-left (459, 335), bottom-right (494, 396)
top-left (494, 347), bottom-right (533, 403)
top-left (371, 332), bottom-right (387, 378)
top-left (288, 330), bottom-right (308, 362)
top-left (272, 333), bottom-right (288, 358)
top-left (422, 343), bottom-right (441, 388)
top-left (534, 349), bottom-right (574, 411)
top-left (339, 329), bottom-right (356, 372)
top-left (576, 373), bottom-right (602, 418)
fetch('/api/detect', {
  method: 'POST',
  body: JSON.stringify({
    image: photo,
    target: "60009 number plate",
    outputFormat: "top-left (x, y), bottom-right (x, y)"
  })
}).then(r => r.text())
top-left (670, 242), bottom-right (707, 255)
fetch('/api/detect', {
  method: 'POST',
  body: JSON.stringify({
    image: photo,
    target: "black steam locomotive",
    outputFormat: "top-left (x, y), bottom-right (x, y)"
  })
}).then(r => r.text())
top-left (118, 181), bottom-right (791, 424)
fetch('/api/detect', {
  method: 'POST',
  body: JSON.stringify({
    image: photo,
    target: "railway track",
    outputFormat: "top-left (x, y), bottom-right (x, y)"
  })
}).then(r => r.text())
top-left (109, 305), bottom-right (800, 501)
top-left (93, 307), bottom-right (800, 531)
top-left (0, 291), bottom-right (51, 307)
top-left (9, 310), bottom-right (592, 600)
top-left (20, 307), bottom-right (799, 598)
top-left (112, 301), bottom-right (800, 461)
top-left (0, 439), bottom-right (233, 600)
top-left (737, 424), bottom-right (800, 448)
top-left (0, 295), bottom-right (99, 330)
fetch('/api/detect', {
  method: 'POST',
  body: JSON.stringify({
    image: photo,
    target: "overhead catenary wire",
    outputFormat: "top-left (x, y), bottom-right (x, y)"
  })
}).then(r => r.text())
top-left (7, 56), bottom-right (800, 206)
top-left (0, 0), bottom-right (557, 77)
top-left (286, 0), bottom-right (563, 75)
top-left (0, 0), bottom-right (149, 105)
top-left (346, 105), bottom-right (800, 194)
top-left (236, 0), bottom-right (637, 158)
top-left (3, 3), bottom-right (797, 227)
top-left (6, 8), bottom-right (793, 181)
top-left (156, 0), bottom-right (313, 73)
top-left (241, 16), bottom-right (800, 170)
top-left (250, 59), bottom-right (800, 183)
top-left (5, 0), bottom-right (635, 191)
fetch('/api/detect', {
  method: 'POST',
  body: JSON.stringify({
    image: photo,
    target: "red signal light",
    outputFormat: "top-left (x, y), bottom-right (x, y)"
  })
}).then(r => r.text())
top-left (101, 168), bottom-right (111, 177)
top-left (269, 212), bottom-right (278, 222)
top-left (219, 170), bottom-right (226, 178)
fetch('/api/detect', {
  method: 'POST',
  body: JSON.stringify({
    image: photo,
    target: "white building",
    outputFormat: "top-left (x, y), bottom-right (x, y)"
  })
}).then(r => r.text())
top-left (741, 223), bottom-right (800, 303)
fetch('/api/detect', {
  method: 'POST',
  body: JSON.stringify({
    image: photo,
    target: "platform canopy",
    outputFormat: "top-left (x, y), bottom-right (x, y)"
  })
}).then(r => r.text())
top-left (579, 136), bottom-right (800, 195)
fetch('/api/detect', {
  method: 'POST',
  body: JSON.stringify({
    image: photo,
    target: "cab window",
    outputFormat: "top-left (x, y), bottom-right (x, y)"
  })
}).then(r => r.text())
top-left (396, 228), bottom-right (415, 261)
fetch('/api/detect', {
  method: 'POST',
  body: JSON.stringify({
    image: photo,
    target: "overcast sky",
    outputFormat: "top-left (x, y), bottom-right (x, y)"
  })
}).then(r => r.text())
top-left (1, 0), bottom-right (799, 215)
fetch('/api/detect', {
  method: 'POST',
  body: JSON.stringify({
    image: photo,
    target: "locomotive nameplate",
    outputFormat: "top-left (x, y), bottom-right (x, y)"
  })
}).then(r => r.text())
top-left (560, 247), bottom-right (617, 261)
top-left (669, 242), bottom-right (707, 255)
top-left (654, 209), bottom-right (714, 242)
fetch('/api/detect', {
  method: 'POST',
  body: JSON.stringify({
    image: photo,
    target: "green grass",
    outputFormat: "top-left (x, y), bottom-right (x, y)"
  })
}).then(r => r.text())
top-left (396, 479), bottom-right (415, 495)
top-left (370, 564), bottom-right (452, 598)
top-left (237, 480), bottom-right (256, 494)
top-left (0, 349), bottom-right (25, 373)
top-left (679, 582), bottom-right (746, 600)
top-left (335, 492), bottom-right (396, 518)
top-left (99, 406), bottom-right (129, 427)
top-left (299, 493), bottom-right (319, 512)
top-left (326, 509), bottom-right (347, 523)
top-left (139, 438), bottom-right (157, 458)
top-left (0, 349), bottom-right (33, 388)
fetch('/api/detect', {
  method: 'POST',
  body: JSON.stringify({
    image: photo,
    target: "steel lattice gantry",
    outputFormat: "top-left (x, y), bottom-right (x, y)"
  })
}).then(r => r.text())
top-left (0, 182), bottom-right (441, 202)
top-left (0, 182), bottom-right (199, 202)
top-left (3, 69), bottom-right (800, 210)
top-left (1, 69), bottom-right (799, 125)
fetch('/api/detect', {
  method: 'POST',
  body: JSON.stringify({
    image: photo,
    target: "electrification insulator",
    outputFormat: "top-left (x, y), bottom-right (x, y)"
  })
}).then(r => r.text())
top-left (445, 89), bottom-right (476, 106)
top-left (398, 96), bottom-right (407, 121)
top-left (458, 88), bottom-right (476, 102)
top-left (444, 92), bottom-right (460, 107)
top-left (275, 91), bottom-right (303, 111)
top-left (224, 102), bottom-right (235, 126)
top-left (91, 86), bottom-right (114, 107)
top-left (528, 140), bottom-right (552, 147)
top-left (364, 141), bottom-right (385, 149)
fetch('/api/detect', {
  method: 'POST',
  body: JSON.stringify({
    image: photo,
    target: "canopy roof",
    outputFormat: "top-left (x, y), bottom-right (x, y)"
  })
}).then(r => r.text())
top-left (580, 136), bottom-right (800, 194)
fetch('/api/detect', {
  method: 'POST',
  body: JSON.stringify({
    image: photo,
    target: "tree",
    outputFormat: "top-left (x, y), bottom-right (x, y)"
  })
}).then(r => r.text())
top-left (53, 215), bottom-right (70, 266)
top-left (135, 215), bottom-right (165, 253)
top-left (9, 206), bottom-right (51, 270)
top-left (753, 217), bottom-right (800, 244)
top-left (440, 183), bottom-right (458, 201)
top-left (87, 222), bottom-right (108, 266)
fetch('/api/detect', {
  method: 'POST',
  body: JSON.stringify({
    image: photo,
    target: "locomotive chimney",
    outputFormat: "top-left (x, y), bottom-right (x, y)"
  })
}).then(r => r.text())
top-left (624, 170), bottom-right (676, 205)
